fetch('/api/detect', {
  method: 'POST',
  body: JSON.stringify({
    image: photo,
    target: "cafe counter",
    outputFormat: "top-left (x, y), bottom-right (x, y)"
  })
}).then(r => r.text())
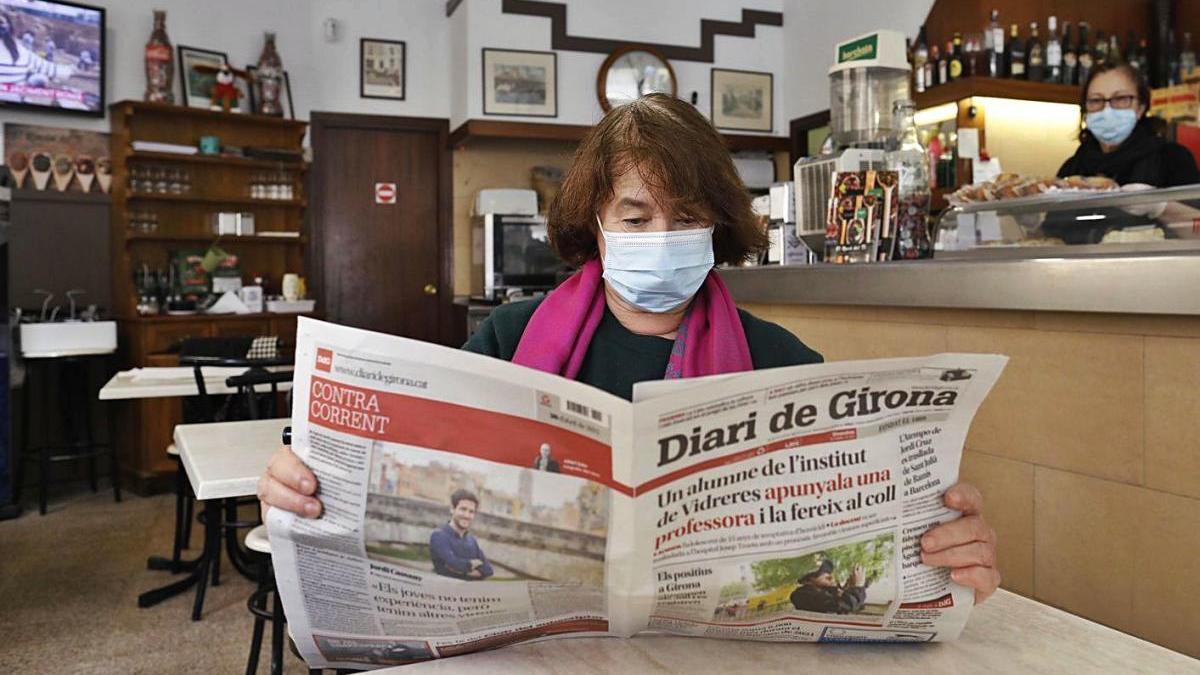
top-left (718, 246), bottom-right (1200, 659)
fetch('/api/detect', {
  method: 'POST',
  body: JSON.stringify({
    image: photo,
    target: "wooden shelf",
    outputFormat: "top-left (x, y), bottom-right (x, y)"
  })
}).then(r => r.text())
top-left (125, 232), bottom-right (306, 244)
top-left (110, 100), bottom-right (308, 130)
top-left (914, 77), bottom-right (1081, 110)
top-left (126, 151), bottom-right (305, 170)
top-left (125, 193), bottom-right (306, 208)
top-left (449, 119), bottom-right (790, 152)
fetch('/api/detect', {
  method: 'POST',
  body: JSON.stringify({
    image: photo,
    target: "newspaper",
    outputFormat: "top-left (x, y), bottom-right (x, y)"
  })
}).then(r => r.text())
top-left (269, 317), bottom-right (1007, 669)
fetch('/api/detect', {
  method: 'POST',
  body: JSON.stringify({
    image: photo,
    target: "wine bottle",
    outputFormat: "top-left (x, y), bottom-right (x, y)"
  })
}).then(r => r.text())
top-left (1095, 30), bottom-right (1110, 66)
top-left (925, 43), bottom-right (938, 88)
top-left (949, 33), bottom-right (965, 81)
top-left (1046, 16), bottom-right (1062, 83)
top-left (1028, 21), bottom-right (1045, 82)
top-left (1062, 22), bottom-right (1077, 85)
top-left (987, 9), bottom-right (1004, 77)
top-left (1182, 32), bottom-right (1197, 81)
top-left (1168, 30), bottom-right (1181, 86)
top-left (913, 25), bottom-right (929, 93)
top-left (1007, 24), bottom-right (1026, 80)
top-left (938, 42), bottom-right (950, 85)
top-left (1078, 23), bottom-right (1095, 83)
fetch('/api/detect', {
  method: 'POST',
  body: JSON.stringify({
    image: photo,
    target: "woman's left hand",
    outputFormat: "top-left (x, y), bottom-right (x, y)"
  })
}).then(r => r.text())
top-left (920, 482), bottom-right (1001, 604)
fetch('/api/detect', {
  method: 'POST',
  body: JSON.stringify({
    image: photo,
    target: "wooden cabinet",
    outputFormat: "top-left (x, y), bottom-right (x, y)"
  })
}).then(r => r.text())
top-left (108, 101), bottom-right (312, 494)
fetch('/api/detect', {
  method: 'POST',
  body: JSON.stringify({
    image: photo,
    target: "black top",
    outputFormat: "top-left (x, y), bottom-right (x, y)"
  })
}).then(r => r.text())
top-left (1057, 120), bottom-right (1200, 187)
top-left (463, 297), bottom-right (823, 401)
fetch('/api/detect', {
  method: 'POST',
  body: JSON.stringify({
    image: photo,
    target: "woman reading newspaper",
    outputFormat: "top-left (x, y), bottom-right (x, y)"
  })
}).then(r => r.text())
top-left (259, 94), bottom-right (999, 606)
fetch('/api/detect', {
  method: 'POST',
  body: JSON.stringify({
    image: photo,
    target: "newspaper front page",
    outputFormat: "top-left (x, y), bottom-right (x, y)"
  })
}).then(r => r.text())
top-left (269, 318), bottom-right (1007, 669)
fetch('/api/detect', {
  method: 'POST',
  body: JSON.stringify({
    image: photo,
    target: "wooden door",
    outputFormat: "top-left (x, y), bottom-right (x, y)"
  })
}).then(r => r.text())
top-left (310, 113), bottom-right (452, 344)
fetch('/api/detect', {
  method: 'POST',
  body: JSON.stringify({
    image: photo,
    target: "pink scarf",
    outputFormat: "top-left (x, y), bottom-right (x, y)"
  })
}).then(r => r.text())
top-left (512, 259), bottom-right (753, 380)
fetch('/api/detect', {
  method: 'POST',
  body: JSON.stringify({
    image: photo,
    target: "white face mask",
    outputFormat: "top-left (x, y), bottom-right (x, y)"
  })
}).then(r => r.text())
top-left (597, 215), bottom-right (715, 313)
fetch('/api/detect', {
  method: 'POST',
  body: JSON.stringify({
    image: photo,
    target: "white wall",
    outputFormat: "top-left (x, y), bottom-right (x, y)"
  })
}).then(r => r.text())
top-left (0, 0), bottom-right (319, 133)
top-left (781, 0), bottom-right (934, 120)
top-left (2, 0), bottom-right (936, 141)
top-left (454, 0), bottom-right (786, 133)
top-left (306, 0), bottom-right (450, 119)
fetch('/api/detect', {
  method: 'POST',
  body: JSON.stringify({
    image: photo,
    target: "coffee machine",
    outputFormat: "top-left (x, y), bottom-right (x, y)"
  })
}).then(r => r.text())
top-left (794, 29), bottom-right (912, 235)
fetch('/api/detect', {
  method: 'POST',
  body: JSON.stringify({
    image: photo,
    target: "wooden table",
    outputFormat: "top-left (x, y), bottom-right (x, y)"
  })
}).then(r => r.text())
top-left (137, 418), bottom-right (287, 620)
top-left (388, 590), bottom-right (1197, 674)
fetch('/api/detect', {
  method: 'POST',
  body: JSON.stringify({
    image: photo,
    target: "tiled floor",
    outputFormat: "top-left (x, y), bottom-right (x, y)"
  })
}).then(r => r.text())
top-left (0, 487), bottom-right (311, 674)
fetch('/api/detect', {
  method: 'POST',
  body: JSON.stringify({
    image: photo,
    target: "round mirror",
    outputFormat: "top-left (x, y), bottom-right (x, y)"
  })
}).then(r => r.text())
top-left (596, 45), bottom-right (677, 112)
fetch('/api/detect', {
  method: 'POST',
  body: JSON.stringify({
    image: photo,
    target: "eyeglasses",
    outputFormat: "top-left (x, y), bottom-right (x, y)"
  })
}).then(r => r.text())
top-left (1084, 94), bottom-right (1137, 112)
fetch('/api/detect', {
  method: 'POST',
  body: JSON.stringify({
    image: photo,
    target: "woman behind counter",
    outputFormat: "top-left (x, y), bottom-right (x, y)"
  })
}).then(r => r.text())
top-left (1058, 61), bottom-right (1200, 187)
top-left (260, 94), bottom-right (1001, 606)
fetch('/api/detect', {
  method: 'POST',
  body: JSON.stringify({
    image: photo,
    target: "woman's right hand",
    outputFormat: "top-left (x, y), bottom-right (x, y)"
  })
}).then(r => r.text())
top-left (258, 445), bottom-right (323, 520)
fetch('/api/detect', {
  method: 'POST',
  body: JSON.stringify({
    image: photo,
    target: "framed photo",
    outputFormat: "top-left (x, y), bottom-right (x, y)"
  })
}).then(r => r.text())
top-left (482, 48), bottom-right (557, 117)
top-left (711, 68), bottom-right (773, 133)
top-left (360, 38), bottom-right (406, 100)
top-left (245, 67), bottom-right (295, 119)
top-left (178, 45), bottom-right (229, 109)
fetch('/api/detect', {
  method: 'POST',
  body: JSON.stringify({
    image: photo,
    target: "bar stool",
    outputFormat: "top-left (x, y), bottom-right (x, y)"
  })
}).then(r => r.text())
top-left (18, 350), bottom-right (121, 514)
top-left (245, 525), bottom-right (325, 675)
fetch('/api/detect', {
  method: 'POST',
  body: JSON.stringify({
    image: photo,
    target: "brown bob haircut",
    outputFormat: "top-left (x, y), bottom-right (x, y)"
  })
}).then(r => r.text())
top-left (547, 93), bottom-right (768, 267)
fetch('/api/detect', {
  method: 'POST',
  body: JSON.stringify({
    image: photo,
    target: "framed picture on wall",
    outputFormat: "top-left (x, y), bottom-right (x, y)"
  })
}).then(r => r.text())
top-left (482, 48), bottom-right (557, 117)
top-left (178, 45), bottom-right (229, 109)
top-left (360, 38), bottom-right (406, 100)
top-left (711, 68), bottom-right (773, 133)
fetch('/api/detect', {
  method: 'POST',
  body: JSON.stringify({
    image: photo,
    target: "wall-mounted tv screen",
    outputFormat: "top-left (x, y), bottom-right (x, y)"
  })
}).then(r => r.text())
top-left (0, 0), bottom-right (105, 116)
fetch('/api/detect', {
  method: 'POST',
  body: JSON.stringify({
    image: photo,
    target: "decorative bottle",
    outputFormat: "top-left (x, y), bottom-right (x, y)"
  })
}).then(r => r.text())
top-left (144, 10), bottom-right (174, 103)
top-left (256, 32), bottom-right (284, 116)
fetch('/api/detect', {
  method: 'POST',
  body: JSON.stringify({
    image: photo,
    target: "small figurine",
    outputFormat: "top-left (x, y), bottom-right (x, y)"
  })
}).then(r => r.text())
top-left (192, 62), bottom-right (250, 113)
top-left (210, 64), bottom-right (241, 112)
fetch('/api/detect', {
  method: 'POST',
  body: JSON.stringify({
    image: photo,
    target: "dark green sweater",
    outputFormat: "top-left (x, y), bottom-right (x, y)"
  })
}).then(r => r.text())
top-left (463, 297), bottom-right (823, 400)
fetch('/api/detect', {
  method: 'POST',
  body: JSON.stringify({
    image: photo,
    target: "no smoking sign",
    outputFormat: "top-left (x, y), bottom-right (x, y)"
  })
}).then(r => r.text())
top-left (374, 182), bottom-right (396, 204)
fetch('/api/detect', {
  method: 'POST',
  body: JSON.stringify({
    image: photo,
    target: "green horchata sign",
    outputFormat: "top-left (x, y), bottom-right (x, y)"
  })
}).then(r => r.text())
top-left (838, 34), bottom-right (879, 64)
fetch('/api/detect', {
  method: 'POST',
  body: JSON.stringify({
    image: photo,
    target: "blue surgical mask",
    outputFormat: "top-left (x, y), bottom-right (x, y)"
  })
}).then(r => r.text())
top-left (597, 216), bottom-right (714, 313)
top-left (1086, 107), bottom-right (1138, 146)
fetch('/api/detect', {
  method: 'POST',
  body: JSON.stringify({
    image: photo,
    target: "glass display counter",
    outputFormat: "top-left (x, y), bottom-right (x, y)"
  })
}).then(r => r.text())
top-left (934, 184), bottom-right (1200, 259)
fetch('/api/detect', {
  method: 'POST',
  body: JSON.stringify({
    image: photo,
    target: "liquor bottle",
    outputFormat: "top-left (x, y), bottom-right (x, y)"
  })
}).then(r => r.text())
top-left (1109, 33), bottom-right (1121, 64)
top-left (1078, 23), bottom-right (1095, 83)
top-left (1062, 22), bottom-right (1077, 85)
top-left (987, 8), bottom-right (1005, 77)
top-left (1125, 30), bottom-right (1138, 68)
top-left (1046, 17), bottom-right (1062, 83)
top-left (1182, 32), bottom-right (1197, 81)
top-left (925, 44), bottom-right (938, 88)
top-left (1095, 30), bottom-right (1110, 66)
top-left (1136, 38), bottom-right (1149, 75)
top-left (949, 33), bottom-right (965, 81)
top-left (913, 25), bottom-right (929, 93)
top-left (938, 42), bottom-right (950, 85)
top-left (1027, 22), bottom-right (1045, 82)
top-left (1168, 31), bottom-right (1181, 86)
top-left (143, 10), bottom-right (174, 103)
top-left (887, 100), bottom-right (933, 260)
top-left (1007, 24), bottom-right (1026, 80)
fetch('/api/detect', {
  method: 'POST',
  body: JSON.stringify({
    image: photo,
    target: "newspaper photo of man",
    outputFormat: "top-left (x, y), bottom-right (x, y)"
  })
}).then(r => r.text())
top-left (532, 442), bottom-right (560, 472)
top-left (428, 489), bottom-right (494, 580)
top-left (789, 558), bottom-right (867, 615)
